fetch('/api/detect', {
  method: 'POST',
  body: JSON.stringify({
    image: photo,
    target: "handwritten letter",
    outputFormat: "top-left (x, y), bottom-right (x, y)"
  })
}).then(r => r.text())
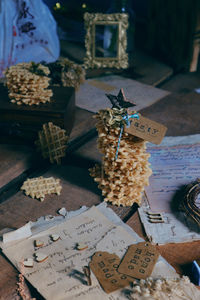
top-left (145, 143), bottom-right (200, 212)
top-left (3, 206), bottom-right (142, 300)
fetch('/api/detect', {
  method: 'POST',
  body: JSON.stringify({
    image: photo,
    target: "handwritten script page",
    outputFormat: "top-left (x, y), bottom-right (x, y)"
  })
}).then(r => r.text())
top-left (145, 143), bottom-right (200, 213)
top-left (3, 206), bottom-right (144, 300)
top-left (139, 135), bottom-right (200, 244)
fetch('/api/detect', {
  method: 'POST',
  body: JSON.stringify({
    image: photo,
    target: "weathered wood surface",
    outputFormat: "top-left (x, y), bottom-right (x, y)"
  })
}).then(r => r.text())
top-left (160, 71), bottom-right (200, 93)
top-left (0, 86), bottom-right (75, 144)
top-left (0, 165), bottom-right (100, 231)
top-left (0, 145), bottom-right (34, 190)
top-left (69, 108), bottom-right (95, 142)
top-left (140, 92), bottom-right (200, 136)
top-left (132, 51), bottom-right (173, 86)
top-left (0, 107), bottom-right (96, 196)
top-left (0, 63), bottom-right (200, 298)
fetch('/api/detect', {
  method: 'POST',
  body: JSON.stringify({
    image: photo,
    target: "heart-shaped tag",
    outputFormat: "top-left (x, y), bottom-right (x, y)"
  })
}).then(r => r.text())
top-left (89, 251), bottom-right (131, 293)
top-left (51, 234), bottom-right (60, 242)
top-left (118, 242), bottom-right (159, 279)
top-left (23, 258), bottom-right (34, 268)
top-left (34, 239), bottom-right (44, 248)
top-left (35, 252), bottom-right (48, 263)
top-left (76, 242), bottom-right (88, 251)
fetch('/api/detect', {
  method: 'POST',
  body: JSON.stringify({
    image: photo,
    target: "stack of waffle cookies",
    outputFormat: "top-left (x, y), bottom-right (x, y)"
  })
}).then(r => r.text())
top-left (4, 62), bottom-right (52, 105)
top-left (90, 108), bottom-right (152, 207)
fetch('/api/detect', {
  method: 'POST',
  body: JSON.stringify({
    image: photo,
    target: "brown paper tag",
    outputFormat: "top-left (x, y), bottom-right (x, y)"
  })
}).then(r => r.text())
top-left (89, 251), bottom-right (131, 294)
top-left (125, 114), bottom-right (167, 144)
top-left (118, 242), bottom-right (159, 279)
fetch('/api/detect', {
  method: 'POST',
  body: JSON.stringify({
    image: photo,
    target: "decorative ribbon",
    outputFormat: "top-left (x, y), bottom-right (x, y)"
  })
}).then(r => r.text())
top-left (115, 113), bottom-right (139, 160)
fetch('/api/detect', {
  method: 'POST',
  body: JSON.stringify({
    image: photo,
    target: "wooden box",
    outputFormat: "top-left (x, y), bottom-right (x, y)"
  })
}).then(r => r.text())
top-left (0, 85), bottom-right (75, 144)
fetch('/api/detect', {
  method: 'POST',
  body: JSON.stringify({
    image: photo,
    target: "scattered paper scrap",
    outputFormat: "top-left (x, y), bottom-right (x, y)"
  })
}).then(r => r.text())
top-left (2, 222), bottom-right (32, 244)
top-left (44, 215), bottom-right (55, 221)
top-left (21, 176), bottom-right (62, 201)
top-left (57, 207), bottom-right (67, 217)
top-left (35, 122), bottom-right (68, 164)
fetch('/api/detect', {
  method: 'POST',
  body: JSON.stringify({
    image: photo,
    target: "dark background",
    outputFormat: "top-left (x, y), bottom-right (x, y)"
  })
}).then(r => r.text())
top-left (42, 0), bottom-right (200, 72)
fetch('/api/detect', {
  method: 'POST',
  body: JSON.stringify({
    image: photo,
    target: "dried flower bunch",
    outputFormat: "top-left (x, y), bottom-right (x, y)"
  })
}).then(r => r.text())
top-left (130, 276), bottom-right (200, 300)
top-left (4, 62), bottom-right (52, 105)
top-left (46, 58), bottom-right (85, 90)
top-left (17, 261), bottom-right (36, 300)
top-left (90, 107), bottom-right (152, 206)
top-left (98, 107), bottom-right (130, 128)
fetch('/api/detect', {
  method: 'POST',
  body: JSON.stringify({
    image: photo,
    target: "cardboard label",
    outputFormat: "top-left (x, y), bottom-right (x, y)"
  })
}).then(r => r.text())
top-left (125, 114), bottom-right (167, 145)
top-left (118, 242), bottom-right (159, 279)
top-left (89, 251), bottom-right (130, 293)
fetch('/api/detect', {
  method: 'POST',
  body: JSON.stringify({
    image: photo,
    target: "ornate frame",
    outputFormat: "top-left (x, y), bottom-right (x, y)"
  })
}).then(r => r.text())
top-left (84, 13), bottom-right (129, 69)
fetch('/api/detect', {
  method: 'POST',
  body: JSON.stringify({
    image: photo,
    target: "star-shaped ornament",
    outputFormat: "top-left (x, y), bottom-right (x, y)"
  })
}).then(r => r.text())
top-left (106, 88), bottom-right (136, 109)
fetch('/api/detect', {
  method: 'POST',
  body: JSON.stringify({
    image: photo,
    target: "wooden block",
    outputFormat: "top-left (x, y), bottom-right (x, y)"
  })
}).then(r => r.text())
top-left (0, 85), bottom-right (75, 144)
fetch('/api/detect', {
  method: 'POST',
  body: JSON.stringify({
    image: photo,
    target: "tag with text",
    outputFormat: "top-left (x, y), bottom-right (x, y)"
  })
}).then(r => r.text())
top-left (89, 251), bottom-right (130, 294)
top-left (125, 114), bottom-right (167, 144)
top-left (118, 242), bottom-right (159, 279)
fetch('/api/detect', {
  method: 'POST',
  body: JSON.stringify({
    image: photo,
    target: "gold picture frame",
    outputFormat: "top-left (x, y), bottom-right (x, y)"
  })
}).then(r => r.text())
top-left (84, 13), bottom-right (129, 69)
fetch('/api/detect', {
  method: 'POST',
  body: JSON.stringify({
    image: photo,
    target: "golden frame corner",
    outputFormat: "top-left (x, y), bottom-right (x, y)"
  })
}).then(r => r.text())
top-left (84, 12), bottom-right (129, 69)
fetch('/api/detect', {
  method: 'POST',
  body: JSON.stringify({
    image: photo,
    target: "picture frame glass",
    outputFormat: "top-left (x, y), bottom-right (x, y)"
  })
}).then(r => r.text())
top-left (94, 24), bottom-right (119, 58)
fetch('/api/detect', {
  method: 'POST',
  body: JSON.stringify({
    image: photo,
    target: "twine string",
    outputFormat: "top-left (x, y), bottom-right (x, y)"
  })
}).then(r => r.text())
top-left (115, 112), bottom-right (139, 160)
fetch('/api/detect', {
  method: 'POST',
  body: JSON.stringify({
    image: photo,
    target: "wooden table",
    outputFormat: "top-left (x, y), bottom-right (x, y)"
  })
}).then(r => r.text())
top-left (0, 66), bottom-right (200, 298)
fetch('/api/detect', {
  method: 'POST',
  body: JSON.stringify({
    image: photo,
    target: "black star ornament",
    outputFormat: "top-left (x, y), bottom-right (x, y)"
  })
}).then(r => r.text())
top-left (106, 88), bottom-right (136, 109)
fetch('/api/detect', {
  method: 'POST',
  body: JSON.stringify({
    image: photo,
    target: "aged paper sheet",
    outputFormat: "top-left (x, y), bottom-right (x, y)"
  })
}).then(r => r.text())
top-left (145, 143), bottom-right (200, 213)
top-left (138, 204), bottom-right (200, 244)
top-left (139, 135), bottom-right (200, 244)
top-left (2, 204), bottom-right (178, 299)
top-left (76, 75), bottom-right (170, 113)
top-left (2, 206), bottom-right (142, 299)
